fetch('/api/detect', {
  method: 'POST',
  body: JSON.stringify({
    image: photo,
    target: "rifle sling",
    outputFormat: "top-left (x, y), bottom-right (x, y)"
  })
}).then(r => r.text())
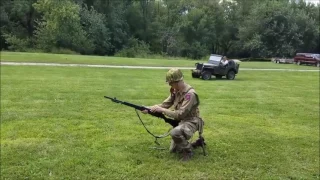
top-left (134, 109), bottom-right (172, 145)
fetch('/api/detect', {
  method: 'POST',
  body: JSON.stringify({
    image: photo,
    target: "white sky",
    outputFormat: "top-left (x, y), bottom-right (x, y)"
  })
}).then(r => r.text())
top-left (304, 0), bottom-right (319, 4)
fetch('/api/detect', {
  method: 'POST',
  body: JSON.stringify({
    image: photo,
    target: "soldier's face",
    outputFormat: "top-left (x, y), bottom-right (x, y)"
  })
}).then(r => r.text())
top-left (168, 81), bottom-right (180, 90)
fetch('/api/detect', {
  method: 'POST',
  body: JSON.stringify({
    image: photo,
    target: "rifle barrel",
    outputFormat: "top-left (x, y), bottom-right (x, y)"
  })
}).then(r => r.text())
top-left (104, 96), bottom-right (179, 127)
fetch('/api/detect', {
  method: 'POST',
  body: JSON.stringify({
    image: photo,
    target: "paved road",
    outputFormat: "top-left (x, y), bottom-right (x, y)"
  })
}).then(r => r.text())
top-left (1, 62), bottom-right (319, 72)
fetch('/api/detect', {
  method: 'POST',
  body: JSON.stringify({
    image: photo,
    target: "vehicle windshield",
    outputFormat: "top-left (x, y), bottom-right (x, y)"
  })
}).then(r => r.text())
top-left (313, 54), bottom-right (320, 59)
top-left (208, 55), bottom-right (222, 65)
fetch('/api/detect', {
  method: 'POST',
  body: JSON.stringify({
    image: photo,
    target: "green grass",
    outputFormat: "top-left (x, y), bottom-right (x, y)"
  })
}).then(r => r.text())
top-left (1, 51), bottom-right (319, 69)
top-left (1, 64), bottom-right (319, 179)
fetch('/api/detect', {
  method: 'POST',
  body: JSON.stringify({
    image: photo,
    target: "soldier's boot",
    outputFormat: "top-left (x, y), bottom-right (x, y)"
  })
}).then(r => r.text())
top-left (169, 141), bottom-right (182, 154)
top-left (191, 137), bottom-right (206, 149)
top-left (180, 149), bottom-right (193, 162)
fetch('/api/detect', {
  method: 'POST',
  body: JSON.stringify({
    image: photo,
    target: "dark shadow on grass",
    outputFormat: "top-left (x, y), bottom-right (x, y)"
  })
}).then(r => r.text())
top-left (134, 139), bottom-right (214, 161)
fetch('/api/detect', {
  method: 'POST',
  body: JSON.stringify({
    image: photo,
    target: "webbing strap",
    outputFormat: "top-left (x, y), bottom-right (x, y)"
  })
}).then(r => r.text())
top-left (134, 109), bottom-right (172, 145)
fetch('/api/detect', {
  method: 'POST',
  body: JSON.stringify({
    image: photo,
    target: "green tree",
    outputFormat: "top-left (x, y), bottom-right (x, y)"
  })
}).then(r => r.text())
top-left (80, 4), bottom-right (111, 55)
top-left (1, 0), bottom-right (318, 58)
top-left (1, 0), bottom-right (37, 50)
top-left (239, 1), bottom-right (304, 57)
top-left (33, 0), bottom-right (93, 53)
top-left (90, 0), bottom-right (130, 55)
top-left (291, 1), bottom-right (320, 53)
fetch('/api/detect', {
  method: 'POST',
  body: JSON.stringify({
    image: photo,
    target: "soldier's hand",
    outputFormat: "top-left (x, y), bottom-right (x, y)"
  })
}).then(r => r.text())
top-left (150, 105), bottom-right (164, 113)
top-left (141, 109), bottom-right (149, 114)
top-left (141, 106), bottom-right (150, 114)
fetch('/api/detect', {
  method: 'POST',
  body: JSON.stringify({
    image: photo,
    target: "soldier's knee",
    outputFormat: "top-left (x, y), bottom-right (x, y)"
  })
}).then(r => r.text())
top-left (170, 128), bottom-right (182, 138)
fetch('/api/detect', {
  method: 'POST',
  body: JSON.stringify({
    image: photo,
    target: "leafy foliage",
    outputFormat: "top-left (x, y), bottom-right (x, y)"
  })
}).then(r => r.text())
top-left (2, 34), bottom-right (31, 51)
top-left (115, 37), bottom-right (150, 58)
top-left (1, 0), bottom-right (319, 58)
top-left (33, 0), bottom-right (93, 53)
top-left (80, 4), bottom-right (111, 55)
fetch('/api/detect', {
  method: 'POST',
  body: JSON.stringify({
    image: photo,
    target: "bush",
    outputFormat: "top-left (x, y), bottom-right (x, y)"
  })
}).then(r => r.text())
top-left (180, 41), bottom-right (209, 60)
top-left (50, 48), bottom-right (79, 55)
top-left (114, 38), bottom-right (150, 58)
top-left (2, 34), bottom-right (31, 52)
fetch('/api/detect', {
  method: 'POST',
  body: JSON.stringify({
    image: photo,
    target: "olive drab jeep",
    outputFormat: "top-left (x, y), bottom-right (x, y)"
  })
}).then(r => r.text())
top-left (191, 54), bottom-right (240, 80)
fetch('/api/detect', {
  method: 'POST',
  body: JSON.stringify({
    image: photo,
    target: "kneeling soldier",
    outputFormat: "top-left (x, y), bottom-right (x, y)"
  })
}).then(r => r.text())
top-left (143, 68), bottom-right (204, 161)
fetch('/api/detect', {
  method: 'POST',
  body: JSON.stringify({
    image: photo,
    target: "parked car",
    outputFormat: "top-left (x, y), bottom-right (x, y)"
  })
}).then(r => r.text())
top-left (271, 57), bottom-right (294, 64)
top-left (191, 54), bottom-right (240, 80)
top-left (294, 53), bottom-right (320, 67)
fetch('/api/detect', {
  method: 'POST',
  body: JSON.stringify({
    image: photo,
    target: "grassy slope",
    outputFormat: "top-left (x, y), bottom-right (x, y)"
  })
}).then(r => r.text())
top-left (1, 51), bottom-right (319, 69)
top-left (1, 65), bottom-right (319, 179)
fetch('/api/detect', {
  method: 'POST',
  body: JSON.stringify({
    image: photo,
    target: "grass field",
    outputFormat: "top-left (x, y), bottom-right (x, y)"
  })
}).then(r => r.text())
top-left (1, 51), bottom-right (319, 70)
top-left (1, 53), bottom-right (319, 179)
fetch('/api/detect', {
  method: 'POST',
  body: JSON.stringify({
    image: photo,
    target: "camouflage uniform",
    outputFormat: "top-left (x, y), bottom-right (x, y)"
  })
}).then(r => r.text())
top-left (158, 68), bottom-right (202, 155)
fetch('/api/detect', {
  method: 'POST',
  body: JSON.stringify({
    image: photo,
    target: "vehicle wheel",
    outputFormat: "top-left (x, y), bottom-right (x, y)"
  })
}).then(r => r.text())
top-left (297, 61), bottom-right (301, 65)
top-left (202, 71), bottom-right (212, 80)
top-left (215, 75), bottom-right (222, 79)
top-left (226, 70), bottom-right (235, 80)
top-left (192, 74), bottom-right (200, 78)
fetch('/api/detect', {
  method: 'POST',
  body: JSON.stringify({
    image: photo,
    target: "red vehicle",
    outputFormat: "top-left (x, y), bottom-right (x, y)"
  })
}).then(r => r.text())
top-left (294, 53), bottom-right (320, 67)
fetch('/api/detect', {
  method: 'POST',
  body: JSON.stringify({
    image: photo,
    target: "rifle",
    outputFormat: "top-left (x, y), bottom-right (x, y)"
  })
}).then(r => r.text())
top-left (104, 96), bottom-right (179, 127)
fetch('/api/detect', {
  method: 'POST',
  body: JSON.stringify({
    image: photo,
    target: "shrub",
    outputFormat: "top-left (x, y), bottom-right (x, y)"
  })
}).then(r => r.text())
top-left (114, 38), bottom-right (150, 58)
top-left (50, 48), bottom-right (79, 55)
top-left (2, 34), bottom-right (30, 52)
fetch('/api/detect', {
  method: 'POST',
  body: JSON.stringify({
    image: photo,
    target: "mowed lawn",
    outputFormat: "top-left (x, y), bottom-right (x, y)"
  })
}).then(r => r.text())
top-left (1, 64), bottom-right (319, 179)
top-left (1, 51), bottom-right (319, 70)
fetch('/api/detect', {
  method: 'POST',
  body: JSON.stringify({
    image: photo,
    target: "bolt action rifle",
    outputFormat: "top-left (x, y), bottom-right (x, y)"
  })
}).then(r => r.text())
top-left (104, 96), bottom-right (180, 127)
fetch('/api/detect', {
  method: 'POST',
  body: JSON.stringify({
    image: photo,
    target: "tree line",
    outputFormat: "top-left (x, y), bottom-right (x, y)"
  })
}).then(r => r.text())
top-left (0, 0), bottom-right (319, 59)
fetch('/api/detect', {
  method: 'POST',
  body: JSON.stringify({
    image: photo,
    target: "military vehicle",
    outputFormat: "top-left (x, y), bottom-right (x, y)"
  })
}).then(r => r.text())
top-left (191, 54), bottom-right (240, 80)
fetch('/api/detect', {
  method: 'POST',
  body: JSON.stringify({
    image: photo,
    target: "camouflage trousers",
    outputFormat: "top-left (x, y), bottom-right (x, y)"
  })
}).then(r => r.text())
top-left (169, 120), bottom-right (198, 153)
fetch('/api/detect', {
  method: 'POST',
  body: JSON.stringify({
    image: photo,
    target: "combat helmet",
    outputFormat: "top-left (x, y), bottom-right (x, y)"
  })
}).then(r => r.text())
top-left (166, 68), bottom-right (183, 83)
